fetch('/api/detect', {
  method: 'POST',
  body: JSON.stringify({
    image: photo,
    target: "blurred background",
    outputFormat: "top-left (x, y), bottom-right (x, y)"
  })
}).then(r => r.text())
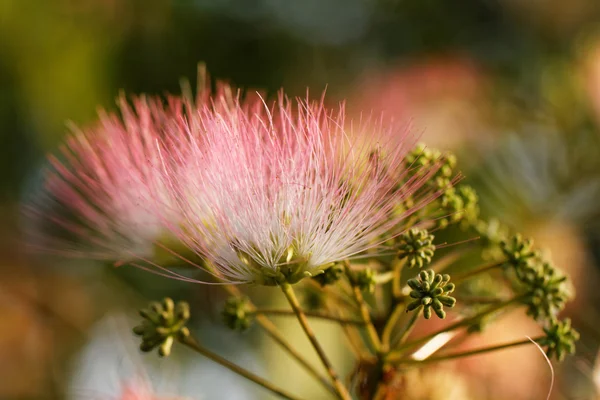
top-left (3, 0), bottom-right (600, 398)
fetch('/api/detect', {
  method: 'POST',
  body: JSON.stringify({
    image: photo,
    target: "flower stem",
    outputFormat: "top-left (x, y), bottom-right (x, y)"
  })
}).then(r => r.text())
top-left (253, 309), bottom-right (365, 325)
top-left (394, 336), bottom-right (545, 365)
top-left (224, 284), bottom-right (335, 395)
top-left (386, 296), bottom-right (524, 362)
top-left (340, 318), bottom-right (372, 359)
top-left (381, 304), bottom-right (404, 351)
top-left (344, 264), bottom-right (383, 355)
top-left (390, 306), bottom-right (421, 349)
top-left (280, 283), bottom-right (352, 400)
top-left (374, 270), bottom-right (395, 284)
top-left (179, 334), bottom-right (303, 400)
top-left (454, 295), bottom-right (506, 305)
top-left (452, 261), bottom-right (506, 284)
top-left (392, 258), bottom-right (406, 299)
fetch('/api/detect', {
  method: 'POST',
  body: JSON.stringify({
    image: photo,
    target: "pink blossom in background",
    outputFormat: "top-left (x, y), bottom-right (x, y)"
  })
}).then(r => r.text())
top-left (118, 379), bottom-right (156, 400)
top-left (349, 57), bottom-right (487, 149)
top-left (116, 378), bottom-right (187, 400)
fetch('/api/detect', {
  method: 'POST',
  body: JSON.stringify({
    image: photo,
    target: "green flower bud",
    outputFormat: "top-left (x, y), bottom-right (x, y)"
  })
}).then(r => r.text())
top-left (312, 264), bottom-right (344, 287)
top-left (133, 298), bottom-right (190, 357)
top-left (406, 270), bottom-right (456, 319)
top-left (355, 268), bottom-right (377, 293)
top-left (397, 228), bottom-right (436, 269)
top-left (475, 218), bottom-right (509, 260)
top-left (222, 296), bottom-right (254, 332)
top-left (456, 185), bottom-right (479, 226)
top-left (437, 185), bottom-right (479, 229)
top-left (518, 260), bottom-right (571, 321)
top-left (405, 144), bottom-right (456, 181)
top-left (538, 318), bottom-right (579, 361)
top-left (401, 144), bottom-right (456, 205)
top-left (501, 234), bottom-right (538, 273)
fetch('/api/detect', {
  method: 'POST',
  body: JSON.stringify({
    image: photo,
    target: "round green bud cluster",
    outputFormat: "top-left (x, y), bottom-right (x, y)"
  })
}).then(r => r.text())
top-left (438, 185), bottom-right (480, 229)
top-left (501, 235), bottom-right (572, 322)
top-left (538, 318), bottom-right (579, 361)
top-left (133, 298), bottom-right (190, 357)
top-left (405, 143), bottom-right (457, 181)
top-left (397, 228), bottom-right (436, 269)
top-left (312, 263), bottom-right (344, 287)
top-left (519, 261), bottom-right (570, 321)
top-left (355, 268), bottom-right (377, 293)
top-left (406, 270), bottom-right (457, 319)
top-left (222, 296), bottom-right (254, 332)
top-left (456, 185), bottom-right (479, 225)
top-left (399, 144), bottom-right (460, 220)
top-left (500, 234), bottom-right (539, 273)
top-left (475, 218), bottom-right (509, 260)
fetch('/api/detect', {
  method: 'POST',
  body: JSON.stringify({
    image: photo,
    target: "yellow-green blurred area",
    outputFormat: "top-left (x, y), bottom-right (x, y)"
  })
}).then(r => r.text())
top-left (3, 0), bottom-right (600, 399)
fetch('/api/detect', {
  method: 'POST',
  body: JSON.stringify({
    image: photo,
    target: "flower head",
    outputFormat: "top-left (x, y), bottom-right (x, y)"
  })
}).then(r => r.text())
top-left (160, 92), bottom-right (442, 285)
top-left (31, 70), bottom-right (444, 285)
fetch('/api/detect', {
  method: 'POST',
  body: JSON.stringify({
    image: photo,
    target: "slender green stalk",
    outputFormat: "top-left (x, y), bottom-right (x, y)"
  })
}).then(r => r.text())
top-left (306, 278), bottom-right (360, 311)
top-left (180, 335), bottom-right (303, 400)
top-left (350, 284), bottom-right (383, 354)
top-left (454, 296), bottom-right (506, 305)
top-left (390, 306), bottom-right (422, 349)
top-left (280, 283), bottom-right (352, 400)
top-left (393, 336), bottom-right (545, 365)
top-left (224, 284), bottom-right (335, 395)
top-left (340, 317), bottom-right (372, 360)
top-left (253, 309), bottom-right (365, 325)
top-left (392, 258), bottom-right (407, 299)
top-left (386, 296), bottom-right (524, 361)
top-left (452, 261), bottom-right (506, 284)
top-left (374, 270), bottom-right (395, 284)
top-left (431, 247), bottom-right (471, 274)
top-left (381, 304), bottom-right (404, 351)
top-left (343, 263), bottom-right (383, 355)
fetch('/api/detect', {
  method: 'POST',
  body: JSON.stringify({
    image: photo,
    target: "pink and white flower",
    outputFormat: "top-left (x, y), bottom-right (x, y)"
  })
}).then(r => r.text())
top-left (159, 92), bottom-right (439, 284)
top-left (30, 73), bottom-right (441, 285)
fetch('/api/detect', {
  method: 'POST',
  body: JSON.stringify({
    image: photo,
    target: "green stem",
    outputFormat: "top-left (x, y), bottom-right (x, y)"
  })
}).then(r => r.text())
top-left (431, 247), bottom-right (471, 274)
top-left (280, 283), bottom-right (352, 400)
top-left (180, 335), bottom-right (303, 400)
top-left (374, 270), bottom-right (395, 284)
top-left (392, 259), bottom-right (407, 299)
top-left (391, 306), bottom-right (422, 349)
top-left (454, 296), bottom-right (507, 305)
top-left (386, 296), bottom-right (524, 362)
top-left (224, 284), bottom-right (335, 395)
top-left (253, 309), bottom-right (365, 325)
top-left (344, 264), bottom-right (383, 355)
top-left (452, 261), bottom-right (506, 284)
top-left (393, 336), bottom-right (545, 365)
top-left (340, 317), bottom-right (371, 360)
top-left (381, 304), bottom-right (404, 351)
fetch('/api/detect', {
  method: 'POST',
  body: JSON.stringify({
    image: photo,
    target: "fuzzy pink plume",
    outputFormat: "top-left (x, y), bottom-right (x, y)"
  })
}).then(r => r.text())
top-left (157, 91), bottom-right (440, 285)
top-left (26, 95), bottom-right (191, 262)
top-left (28, 73), bottom-right (440, 284)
